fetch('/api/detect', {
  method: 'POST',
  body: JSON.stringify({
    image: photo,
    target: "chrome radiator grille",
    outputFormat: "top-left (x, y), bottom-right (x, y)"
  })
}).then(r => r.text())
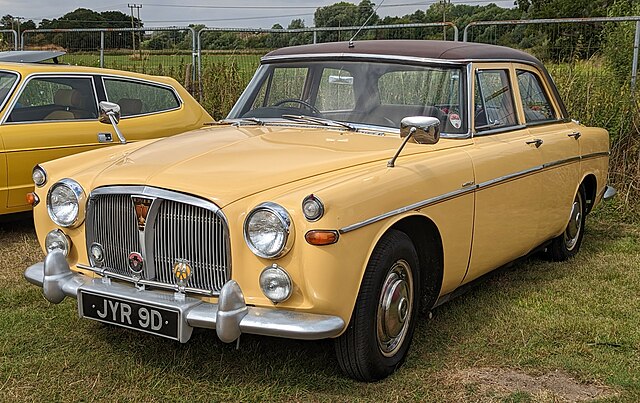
top-left (153, 200), bottom-right (229, 292)
top-left (86, 187), bottom-right (230, 295)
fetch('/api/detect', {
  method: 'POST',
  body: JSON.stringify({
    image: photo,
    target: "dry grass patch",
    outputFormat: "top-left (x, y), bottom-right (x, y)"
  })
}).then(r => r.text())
top-left (442, 367), bottom-right (617, 402)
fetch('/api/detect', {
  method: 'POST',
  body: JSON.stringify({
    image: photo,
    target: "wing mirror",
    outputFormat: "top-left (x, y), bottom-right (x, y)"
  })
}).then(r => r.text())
top-left (400, 116), bottom-right (440, 145)
top-left (388, 116), bottom-right (440, 168)
top-left (99, 101), bottom-right (126, 144)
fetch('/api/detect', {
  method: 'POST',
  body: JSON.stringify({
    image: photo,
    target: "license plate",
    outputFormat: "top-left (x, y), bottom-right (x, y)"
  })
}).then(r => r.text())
top-left (79, 291), bottom-right (179, 340)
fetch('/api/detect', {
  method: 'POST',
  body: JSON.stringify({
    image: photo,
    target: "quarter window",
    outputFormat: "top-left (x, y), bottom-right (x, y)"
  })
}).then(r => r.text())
top-left (516, 70), bottom-right (556, 123)
top-left (7, 76), bottom-right (97, 123)
top-left (475, 70), bottom-right (517, 132)
top-left (103, 78), bottom-right (180, 117)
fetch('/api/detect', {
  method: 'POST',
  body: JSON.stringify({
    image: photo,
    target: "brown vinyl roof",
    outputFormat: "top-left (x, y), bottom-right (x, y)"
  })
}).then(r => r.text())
top-left (265, 40), bottom-right (543, 67)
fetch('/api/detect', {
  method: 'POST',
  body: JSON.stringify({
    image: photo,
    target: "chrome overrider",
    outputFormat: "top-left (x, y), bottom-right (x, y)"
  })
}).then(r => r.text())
top-left (24, 250), bottom-right (345, 343)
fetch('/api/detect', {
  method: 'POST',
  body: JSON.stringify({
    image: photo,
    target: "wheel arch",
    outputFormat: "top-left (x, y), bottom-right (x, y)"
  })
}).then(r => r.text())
top-left (389, 214), bottom-right (444, 311)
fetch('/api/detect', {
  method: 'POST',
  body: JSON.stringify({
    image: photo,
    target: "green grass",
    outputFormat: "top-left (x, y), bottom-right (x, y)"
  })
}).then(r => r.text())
top-left (0, 210), bottom-right (638, 401)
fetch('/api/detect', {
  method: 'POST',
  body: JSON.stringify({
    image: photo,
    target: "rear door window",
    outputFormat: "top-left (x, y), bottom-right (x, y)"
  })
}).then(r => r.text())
top-left (516, 70), bottom-right (556, 123)
top-left (103, 78), bottom-right (180, 117)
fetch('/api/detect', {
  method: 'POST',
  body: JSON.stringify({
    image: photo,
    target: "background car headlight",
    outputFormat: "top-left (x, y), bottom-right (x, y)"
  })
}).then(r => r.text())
top-left (32, 165), bottom-right (47, 187)
top-left (47, 179), bottom-right (86, 228)
top-left (244, 202), bottom-right (294, 259)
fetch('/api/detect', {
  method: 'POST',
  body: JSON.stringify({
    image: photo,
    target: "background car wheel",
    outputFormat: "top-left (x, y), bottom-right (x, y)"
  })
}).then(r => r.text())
top-left (547, 185), bottom-right (586, 261)
top-left (334, 229), bottom-right (420, 382)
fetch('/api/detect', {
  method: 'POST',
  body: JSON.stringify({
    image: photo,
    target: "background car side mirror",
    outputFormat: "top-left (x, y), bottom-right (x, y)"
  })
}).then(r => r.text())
top-left (99, 101), bottom-right (126, 144)
top-left (400, 116), bottom-right (440, 145)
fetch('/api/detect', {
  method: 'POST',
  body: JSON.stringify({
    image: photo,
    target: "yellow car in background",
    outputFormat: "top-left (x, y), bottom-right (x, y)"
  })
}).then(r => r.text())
top-left (0, 52), bottom-right (212, 214)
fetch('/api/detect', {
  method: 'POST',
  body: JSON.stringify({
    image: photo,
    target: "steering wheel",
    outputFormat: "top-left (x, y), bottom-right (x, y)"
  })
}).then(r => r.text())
top-left (273, 98), bottom-right (322, 115)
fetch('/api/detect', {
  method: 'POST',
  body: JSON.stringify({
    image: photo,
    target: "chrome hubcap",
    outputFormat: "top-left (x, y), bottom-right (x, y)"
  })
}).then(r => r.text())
top-left (564, 193), bottom-right (583, 251)
top-left (376, 259), bottom-right (414, 357)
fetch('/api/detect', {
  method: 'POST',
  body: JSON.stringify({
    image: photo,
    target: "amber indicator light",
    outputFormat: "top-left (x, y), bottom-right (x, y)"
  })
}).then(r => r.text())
top-left (305, 230), bottom-right (339, 245)
top-left (26, 192), bottom-right (39, 206)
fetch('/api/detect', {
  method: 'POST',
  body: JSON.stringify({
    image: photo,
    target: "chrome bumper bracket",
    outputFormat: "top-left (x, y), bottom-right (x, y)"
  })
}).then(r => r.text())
top-left (24, 251), bottom-right (345, 343)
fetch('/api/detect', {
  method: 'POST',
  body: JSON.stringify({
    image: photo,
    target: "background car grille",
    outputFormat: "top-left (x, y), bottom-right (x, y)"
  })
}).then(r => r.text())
top-left (87, 189), bottom-right (230, 295)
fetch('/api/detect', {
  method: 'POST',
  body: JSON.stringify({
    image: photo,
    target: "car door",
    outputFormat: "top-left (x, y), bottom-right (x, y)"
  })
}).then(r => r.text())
top-left (513, 65), bottom-right (581, 241)
top-left (464, 64), bottom-right (545, 282)
top-left (0, 74), bottom-right (103, 209)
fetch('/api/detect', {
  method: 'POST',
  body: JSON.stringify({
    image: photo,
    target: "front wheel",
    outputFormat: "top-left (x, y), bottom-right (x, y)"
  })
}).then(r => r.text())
top-left (334, 230), bottom-right (420, 381)
top-left (547, 185), bottom-right (586, 261)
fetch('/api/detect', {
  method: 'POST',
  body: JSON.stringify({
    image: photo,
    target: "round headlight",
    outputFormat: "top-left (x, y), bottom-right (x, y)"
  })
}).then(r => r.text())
top-left (32, 165), bottom-right (47, 187)
top-left (47, 179), bottom-right (86, 228)
top-left (244, 202), bottom-right (294, 259)
top-left (302, 194), bottom-right (324, 221)
top-left (45, 229), bottom-right (71, 257)
top-left (259, 264), bottom-right (292, 303)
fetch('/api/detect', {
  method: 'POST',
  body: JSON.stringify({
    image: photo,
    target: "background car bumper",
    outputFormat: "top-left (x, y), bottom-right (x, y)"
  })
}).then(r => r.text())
top-left (24, 251), bottom-right (345, 343)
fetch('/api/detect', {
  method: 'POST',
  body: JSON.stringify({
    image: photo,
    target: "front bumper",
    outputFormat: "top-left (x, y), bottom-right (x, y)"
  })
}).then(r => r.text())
top-left (24, 251), bottom-right (345, 343)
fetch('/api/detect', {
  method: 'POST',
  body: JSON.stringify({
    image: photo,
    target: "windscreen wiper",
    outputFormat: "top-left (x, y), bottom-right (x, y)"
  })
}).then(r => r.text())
top-left (281, 114), bottom-right (358, 132)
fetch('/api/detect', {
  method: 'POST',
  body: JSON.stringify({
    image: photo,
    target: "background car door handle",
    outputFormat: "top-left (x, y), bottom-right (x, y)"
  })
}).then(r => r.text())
top-left (568, 131), bottom-right (581, 139)
top-left (526, 139), bottom-right (543, 148)
top-left (97, 132), bottom-right (113, 143)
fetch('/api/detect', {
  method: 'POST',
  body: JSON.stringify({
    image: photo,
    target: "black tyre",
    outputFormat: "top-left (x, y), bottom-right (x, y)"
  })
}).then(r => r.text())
top-left (547, 185), bottom-right (586, 261)
top-left (335, 230), bottom-right (420, 381)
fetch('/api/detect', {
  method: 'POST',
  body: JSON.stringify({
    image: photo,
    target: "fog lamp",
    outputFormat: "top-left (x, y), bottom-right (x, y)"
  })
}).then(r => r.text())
top-left (45, 229), bottom-right (71, 257)
top-left (259, 264), bottom-right (292, 303)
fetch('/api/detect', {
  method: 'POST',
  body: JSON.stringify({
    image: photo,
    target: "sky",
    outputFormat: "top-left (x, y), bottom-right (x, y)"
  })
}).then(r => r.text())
top-left (0, 0), bottom-right (516, 29)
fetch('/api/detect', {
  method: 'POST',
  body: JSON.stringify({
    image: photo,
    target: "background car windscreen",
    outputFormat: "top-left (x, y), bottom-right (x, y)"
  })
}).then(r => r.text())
top-left (0, 71), bottom-right (18, 111)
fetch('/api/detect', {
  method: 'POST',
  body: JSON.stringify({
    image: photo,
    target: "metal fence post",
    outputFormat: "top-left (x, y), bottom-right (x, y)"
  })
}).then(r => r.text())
top-left (100, 31), bottom-right (105, 68)
top-left (632, 20), bottom-right (640, 94)
top-left (313, 31), bottom-right (317, 44)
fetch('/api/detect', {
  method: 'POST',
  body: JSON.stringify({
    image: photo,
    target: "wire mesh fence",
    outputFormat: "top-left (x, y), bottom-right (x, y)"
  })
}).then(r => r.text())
top-left (21, 27), bottom-right (197, 91)
top-left (0, 30), bottom-right (18, 51)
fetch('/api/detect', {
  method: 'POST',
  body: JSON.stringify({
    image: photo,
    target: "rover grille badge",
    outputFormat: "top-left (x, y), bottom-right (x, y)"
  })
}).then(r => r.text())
top-left (128, 251), bottom-right (144, 275)
top-left (173, 259), bottom-right (192, 288)
top-left (132, 196), bottom-right (153, 231)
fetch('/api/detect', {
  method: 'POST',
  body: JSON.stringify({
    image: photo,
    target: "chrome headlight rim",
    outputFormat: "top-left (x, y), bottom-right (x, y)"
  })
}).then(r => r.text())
top-left (32, 164), bottom-right (47, 187)
top-left (243, 202), bottom-right (294, 259)
top-left (46, 178), bottom-right (86, 228)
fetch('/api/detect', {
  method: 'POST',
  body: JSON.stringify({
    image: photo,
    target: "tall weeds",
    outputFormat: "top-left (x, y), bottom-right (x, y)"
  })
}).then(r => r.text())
top-left (549, 60), bottom-right (640, 222)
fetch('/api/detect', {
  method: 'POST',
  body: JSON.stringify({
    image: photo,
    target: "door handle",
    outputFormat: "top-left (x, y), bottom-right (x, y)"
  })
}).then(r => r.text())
top-left (526, 138), bottom-right (543, 148)
top-left (567, 131), bottom-right (581, 139)
top-left (97, 132), bottom-right (113, 143)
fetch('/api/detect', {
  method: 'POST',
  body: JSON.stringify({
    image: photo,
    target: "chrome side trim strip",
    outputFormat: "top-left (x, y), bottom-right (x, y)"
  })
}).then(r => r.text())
top-left (339, 186), bottom-right (476, 234)
top-left (581, 151), bottom-right (610, 160)
top-left (339, 150), bottom-right (608, 233)
top-left (542, 156), bottom-right (581, 169)
top-left (476, 165), bottom-right (542, 189)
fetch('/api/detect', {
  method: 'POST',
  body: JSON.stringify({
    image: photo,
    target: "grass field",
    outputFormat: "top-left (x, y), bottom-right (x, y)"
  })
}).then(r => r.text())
top-left (1, 210), bottom-right (638, 402)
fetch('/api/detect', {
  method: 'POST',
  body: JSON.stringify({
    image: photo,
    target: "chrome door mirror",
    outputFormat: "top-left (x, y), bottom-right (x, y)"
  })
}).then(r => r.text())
top-left (400, 116), bottom-right (440, 145)
top-left (99, 101), bottom-right (121, 124)
top-left (98, 101), bottom-right (126, 144)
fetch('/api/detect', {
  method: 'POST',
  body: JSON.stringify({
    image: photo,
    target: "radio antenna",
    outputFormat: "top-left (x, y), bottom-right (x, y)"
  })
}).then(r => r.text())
top-left (348, 0), bottom-right (386, 48)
